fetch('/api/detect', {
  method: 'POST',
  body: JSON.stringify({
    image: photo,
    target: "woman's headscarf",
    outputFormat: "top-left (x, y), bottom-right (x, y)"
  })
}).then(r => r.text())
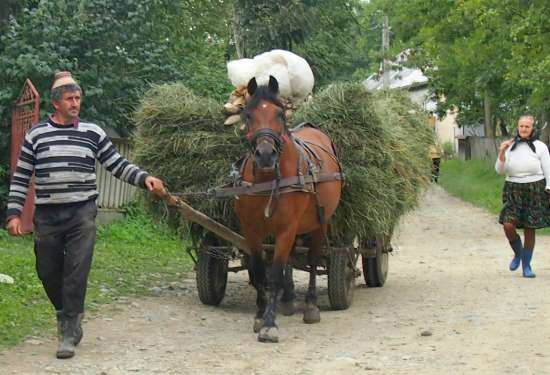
top-left (510, 128), bottom-right (537, 153)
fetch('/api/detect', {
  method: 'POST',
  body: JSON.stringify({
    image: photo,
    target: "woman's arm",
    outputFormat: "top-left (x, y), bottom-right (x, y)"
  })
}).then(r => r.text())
top-left (537, 142), bottom-right (550, 191)
top-left (495, 139), bottom-right (514, 174)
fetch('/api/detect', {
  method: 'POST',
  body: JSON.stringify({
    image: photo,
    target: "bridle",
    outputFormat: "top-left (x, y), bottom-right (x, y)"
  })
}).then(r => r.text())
top-left (248, 127), bottom-right (285, 156)
top-left (243, 102), bottom-right (288, 217)
top-left (244, 102), bottom-right (288, 167)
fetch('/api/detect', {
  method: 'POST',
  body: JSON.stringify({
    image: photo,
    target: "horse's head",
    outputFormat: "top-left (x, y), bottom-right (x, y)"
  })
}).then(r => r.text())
top-left (242, 76), bottom-right (288, 171)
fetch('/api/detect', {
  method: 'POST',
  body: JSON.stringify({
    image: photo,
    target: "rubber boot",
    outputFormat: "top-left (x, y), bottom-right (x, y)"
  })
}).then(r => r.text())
top-left (73, 313), bottom-right (84, 346)
top-left (55, 311), bottom-right (63, 342)
top-left (509, 237), bottom-right (523, 271)
top-left (522, 248), bottom-right (536, 278)
top-left (56, 315), bottom-right (78, 359)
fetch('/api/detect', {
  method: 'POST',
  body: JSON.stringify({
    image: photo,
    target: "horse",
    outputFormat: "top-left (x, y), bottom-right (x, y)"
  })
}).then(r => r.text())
top-left (234, 75), bottom-right (343, 343)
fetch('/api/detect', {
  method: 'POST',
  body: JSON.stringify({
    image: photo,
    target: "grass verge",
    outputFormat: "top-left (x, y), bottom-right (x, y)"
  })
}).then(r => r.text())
top-left (0, 209), bottom-right (193, 348)
top-left (439, 159), bottom-right (550, 235)
top-left (439, 159), bottom-right (505, 214)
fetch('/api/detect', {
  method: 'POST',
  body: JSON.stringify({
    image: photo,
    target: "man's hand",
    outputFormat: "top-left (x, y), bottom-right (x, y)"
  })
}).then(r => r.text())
top-left (6, 217), bottom-right (23, 236)
top-left (144, 176), bottom-right (165, 194)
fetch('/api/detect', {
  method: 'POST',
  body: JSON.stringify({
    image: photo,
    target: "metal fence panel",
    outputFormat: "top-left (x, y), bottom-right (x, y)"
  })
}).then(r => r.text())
top-left (95, 141), bottom-right (137, 209)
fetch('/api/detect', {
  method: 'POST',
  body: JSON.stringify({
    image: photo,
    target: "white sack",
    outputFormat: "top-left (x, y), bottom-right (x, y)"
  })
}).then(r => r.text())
top-left (227, 49), bottom-right (314, 102)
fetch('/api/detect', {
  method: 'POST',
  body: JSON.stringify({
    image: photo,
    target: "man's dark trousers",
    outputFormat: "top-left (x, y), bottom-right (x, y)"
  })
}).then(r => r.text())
top-left (33, 199), bottom-right (97, 317)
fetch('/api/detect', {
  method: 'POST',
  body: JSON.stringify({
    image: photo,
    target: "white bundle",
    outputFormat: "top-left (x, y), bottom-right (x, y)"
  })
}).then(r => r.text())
top-left (227, 49), bottom-right (314, 102)
top-left (0, 273), bottom-right (14, 284)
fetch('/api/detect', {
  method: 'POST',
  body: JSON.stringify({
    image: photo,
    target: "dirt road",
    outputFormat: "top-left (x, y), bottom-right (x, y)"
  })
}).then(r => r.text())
top-left (1, 185), bottom-right (549, 374)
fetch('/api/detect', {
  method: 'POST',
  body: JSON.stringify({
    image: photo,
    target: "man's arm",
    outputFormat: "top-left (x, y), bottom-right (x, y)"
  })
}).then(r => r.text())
top-left (96, 133), bottom-right (164, 193)
top-left (5, 132), bottom-right (36, 236)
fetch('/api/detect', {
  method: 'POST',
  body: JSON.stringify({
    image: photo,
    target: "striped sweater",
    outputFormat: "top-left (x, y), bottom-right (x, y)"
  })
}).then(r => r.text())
top-left (7, 118), bottom-right (150, 218)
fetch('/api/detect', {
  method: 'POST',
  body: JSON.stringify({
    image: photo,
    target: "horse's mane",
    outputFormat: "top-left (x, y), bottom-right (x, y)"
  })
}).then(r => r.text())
top-left (244, 85), bottom-right (284, 113)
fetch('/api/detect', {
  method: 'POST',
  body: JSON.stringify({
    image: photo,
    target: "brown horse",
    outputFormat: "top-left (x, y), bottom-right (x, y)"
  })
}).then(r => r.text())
top-left (235, 76), bottom-right (343, 342)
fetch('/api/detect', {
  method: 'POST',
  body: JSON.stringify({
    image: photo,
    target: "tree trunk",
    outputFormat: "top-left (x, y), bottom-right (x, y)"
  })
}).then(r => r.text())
top-left (233, 7), bottom-right (246, 58)
top-left (484, 92), bottom-right (493, 138)
top-left (497, 116), bottom-right (508, 137)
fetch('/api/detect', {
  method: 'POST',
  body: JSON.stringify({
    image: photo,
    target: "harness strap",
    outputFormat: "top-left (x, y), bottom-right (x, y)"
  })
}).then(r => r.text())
top-left (211, 172), bottom-right (344, 198)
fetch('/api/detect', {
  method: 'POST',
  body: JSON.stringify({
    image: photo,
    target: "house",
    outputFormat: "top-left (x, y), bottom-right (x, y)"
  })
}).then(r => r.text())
top-left (362, 51), bottom-right (483, 152)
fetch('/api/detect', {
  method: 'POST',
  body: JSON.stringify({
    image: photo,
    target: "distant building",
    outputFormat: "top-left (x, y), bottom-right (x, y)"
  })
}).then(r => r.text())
top-left (363, 51), bottom-right (483, 151)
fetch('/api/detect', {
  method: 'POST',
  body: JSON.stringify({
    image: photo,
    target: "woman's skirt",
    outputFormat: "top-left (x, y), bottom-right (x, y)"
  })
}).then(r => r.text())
top-left (499, 179), bottom-right (550, 229)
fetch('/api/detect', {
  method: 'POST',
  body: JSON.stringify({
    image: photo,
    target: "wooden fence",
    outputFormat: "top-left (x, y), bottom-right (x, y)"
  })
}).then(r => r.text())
top-left (457, 136), bottom-right (505, 161)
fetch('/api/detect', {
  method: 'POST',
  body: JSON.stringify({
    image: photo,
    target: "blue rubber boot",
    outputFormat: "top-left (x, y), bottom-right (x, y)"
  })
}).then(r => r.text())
top-left (509, 237), bottom-right (523, 271)
top-left (522, 248), bottom-right (536, 278)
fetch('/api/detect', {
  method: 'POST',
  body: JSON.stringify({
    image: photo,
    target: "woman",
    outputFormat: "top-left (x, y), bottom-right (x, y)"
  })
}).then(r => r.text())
top-left (495, 114), bottom-right (550, 278)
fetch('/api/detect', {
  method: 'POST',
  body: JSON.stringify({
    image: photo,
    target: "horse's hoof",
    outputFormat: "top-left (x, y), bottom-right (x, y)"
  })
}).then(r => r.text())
top-left (303, 304), bottom-right (321, 324)
top-left (258, 326), bottom-right (279, 343)
top-left (253, 318), bottom-right (264, 333)
top-left (279, 300), bottom-right (296, 316)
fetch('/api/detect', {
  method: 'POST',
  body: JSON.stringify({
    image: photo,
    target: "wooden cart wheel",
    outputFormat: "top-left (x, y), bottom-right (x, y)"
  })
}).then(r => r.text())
top-left (196, 249), bottom-right (228, 306)
top-left (328, 248), bottom-right (356, 310)
top-left (362, 234), bottom-right (390, 287)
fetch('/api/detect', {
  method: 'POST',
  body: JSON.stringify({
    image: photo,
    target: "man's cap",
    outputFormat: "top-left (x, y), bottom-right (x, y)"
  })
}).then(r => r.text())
top-left (51, 71), bottom-right (78, 89)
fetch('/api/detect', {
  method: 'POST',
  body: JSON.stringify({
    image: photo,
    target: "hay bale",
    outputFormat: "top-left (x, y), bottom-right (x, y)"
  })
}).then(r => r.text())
top-left (133, 83), bottom-right (242, 242)
top-left (293, 83), bottom-right (433, 242)
top-left (133, 82), bottom-right (432, 246)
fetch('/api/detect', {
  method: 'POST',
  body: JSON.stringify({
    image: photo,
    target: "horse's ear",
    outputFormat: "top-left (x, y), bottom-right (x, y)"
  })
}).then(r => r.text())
top-left (268, 75), bottom-right (279, 95)
top-left (247, 77), bottom-right (258, 96)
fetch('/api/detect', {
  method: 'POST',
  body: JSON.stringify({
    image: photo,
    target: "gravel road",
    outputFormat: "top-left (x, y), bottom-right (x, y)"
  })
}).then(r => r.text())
top-left (1, 185), bottom-right (549, 374)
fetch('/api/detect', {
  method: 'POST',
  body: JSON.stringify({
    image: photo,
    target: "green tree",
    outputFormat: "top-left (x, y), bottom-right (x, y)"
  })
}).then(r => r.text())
top-left (232, 0), bottom-right (367, 86)
top-left (362, 0), bottom-right (544, 136)
top-left (0, 0), bottom-right (181, 133)
top-left (164, 0), bottom-right (234, 101)
top-left (505, 0), bottom-right (550, 140)
top-left (233, 0), bottom-right (310, 58)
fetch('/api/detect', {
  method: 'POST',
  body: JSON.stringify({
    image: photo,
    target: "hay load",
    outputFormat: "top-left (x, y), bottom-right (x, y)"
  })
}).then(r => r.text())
top-left (133, 81), bottom-right (433, 245)
top-left (133, 83), bottom-right (243, 241)
top-left (293, 83), bottom-right (433, 242)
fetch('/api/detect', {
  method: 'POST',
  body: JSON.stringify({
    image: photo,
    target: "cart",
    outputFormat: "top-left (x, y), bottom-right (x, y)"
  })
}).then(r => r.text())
top-left (157, 189), bottom-right (392, 310)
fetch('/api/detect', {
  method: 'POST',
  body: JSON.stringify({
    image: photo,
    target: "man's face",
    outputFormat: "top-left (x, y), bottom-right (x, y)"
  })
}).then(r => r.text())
top-left (518, 116), bottom-right (534, 139)
top-left (53, 90), bottom-right (81, 121)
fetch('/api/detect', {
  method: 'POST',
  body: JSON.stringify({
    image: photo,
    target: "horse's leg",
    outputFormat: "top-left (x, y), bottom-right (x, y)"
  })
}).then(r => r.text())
top-left (303, 227), bottom-right (325, 324)
top-left (248, 250), bottom-right (267, 333)
top-left (279, 254), bottom-right (296, 317)
top-left (243, 229), bottom-right (267, 333)
top-left (258, 228), bottom-right (296, 343)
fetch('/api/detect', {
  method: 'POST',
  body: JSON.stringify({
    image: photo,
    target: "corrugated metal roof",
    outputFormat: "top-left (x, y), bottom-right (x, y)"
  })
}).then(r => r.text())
top-left (363, 65), bottom-right (428, 91)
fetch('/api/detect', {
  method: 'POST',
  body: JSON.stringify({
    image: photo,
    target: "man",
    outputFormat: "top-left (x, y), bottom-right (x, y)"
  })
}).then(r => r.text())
top-left (5, 71), bottom-right (165, 359)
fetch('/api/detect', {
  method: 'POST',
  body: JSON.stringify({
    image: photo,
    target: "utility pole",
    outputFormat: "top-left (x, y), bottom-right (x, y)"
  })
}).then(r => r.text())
top-left (382, 15), bottom-right (390, 89)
